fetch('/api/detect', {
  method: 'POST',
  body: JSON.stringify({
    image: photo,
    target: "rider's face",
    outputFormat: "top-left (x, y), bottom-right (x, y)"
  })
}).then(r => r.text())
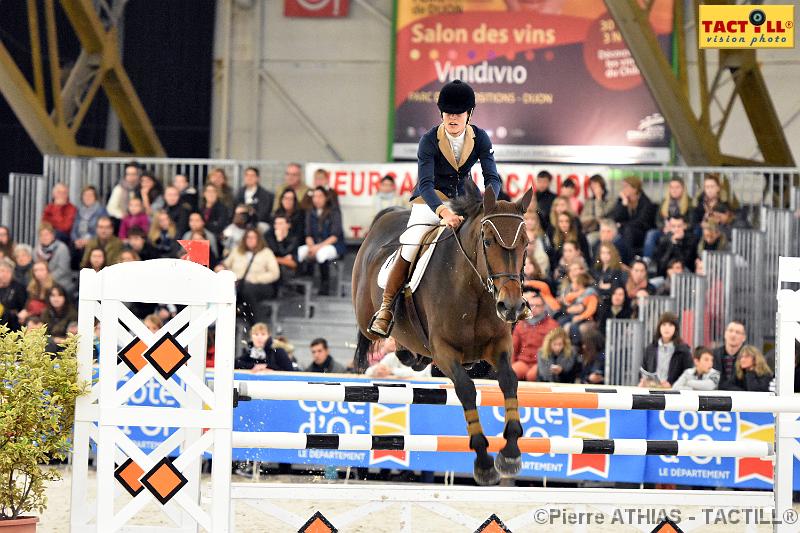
top-left (442, 111), bottom-right (469, 136)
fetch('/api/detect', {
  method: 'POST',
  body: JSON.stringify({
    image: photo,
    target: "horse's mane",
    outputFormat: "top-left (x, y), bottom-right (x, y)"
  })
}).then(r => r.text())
top-left (450, 180), bottom-right (484, 220)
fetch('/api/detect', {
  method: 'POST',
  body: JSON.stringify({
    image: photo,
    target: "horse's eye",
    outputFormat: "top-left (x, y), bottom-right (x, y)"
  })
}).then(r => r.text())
top-left (483, 239), bottom-right (491, 247)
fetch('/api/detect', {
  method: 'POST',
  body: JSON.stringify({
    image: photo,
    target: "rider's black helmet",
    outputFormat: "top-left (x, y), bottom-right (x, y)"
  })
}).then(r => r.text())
top-left (437, 80), bottom-right (476, 115)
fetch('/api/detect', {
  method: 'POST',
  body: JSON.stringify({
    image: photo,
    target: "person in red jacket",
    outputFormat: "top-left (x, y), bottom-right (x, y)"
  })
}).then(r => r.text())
top-left (42, 183), bottom-right (77, 243)
top-left (512, 288), bottom-right (559, 381)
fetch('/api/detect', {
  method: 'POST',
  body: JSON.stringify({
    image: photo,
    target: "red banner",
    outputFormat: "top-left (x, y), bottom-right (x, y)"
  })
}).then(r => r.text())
top-left (284, 0), bottom-right (349, 17)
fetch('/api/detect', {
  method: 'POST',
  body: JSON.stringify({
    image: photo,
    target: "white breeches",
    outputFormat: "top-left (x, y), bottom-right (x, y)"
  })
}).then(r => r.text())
top-left (298, 244), bottom-right (339, 263)
top-left (400, 203), bottom-right (443, 262)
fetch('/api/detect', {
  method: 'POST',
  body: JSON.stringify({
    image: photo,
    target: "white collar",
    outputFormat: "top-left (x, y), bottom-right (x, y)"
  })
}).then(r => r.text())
top-left (445, 129), bottom-right (466, 142)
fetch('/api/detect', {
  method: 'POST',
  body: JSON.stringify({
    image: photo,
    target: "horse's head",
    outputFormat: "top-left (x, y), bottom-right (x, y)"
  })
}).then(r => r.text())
top-left (480, 186), bottom-right (533, 322)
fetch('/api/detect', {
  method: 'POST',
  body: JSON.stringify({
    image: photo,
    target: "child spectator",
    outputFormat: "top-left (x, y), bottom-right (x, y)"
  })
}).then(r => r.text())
top-left (35, 223), bottom-right (73, 293)
top-left (728, 345), bottom-right (773, 392)
top-left (536, 327), bottom-right (577, 383)
top-left (13, 244), bottom-right (33, 285)
top-left (207, 168), bottom-right (235, 210)
top-left (235, 322), bottom-right (294, 372)
top-left (306, 338), bottom-right (346, 373)
top-left (139, 172), bottom-right (164, 216)
top-left (201, 183), bottom-right (231, 241)
top-left (87, 247), bottom-right (106, 272)
top-left (512, 289), bottom-right (558, 381)
top-left (640, 312), bottom-right (692, 388)
top-left (107, 162), bottom-right (141, 221)
top-left (672, 346), bottom-right (720, 391)
top-left (71, 186), bottom-right (107, 266)
top-left (119, 197), bottom-right (150, 240)
top-left (578, 326), bottom-right (605, 384)
top-left (148, 211), bottom-right (182, 258)
top-left (41, 285), bottom-right (77, 344)
top-left (42, 183), bottom-right (77, 243)
top-left (558, 271), bottom-right (599, 333)
top-left (596, 286), bottom-right (633, 334)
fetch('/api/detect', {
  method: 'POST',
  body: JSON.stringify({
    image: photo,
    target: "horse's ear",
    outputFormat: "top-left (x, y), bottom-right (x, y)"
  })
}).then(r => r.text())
top-left (516, 187), bottom-right (533, 213)
top-left (483, 186), bottom-right (497, 213)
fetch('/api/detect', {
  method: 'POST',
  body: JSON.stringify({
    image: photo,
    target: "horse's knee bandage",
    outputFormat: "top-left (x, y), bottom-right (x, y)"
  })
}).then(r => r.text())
top-left (504, 398), bottom-right (519, 420)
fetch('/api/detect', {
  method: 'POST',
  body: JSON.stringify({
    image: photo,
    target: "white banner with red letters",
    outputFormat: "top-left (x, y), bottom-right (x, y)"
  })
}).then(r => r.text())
top-left (305, 163), bottom-right (611, 241)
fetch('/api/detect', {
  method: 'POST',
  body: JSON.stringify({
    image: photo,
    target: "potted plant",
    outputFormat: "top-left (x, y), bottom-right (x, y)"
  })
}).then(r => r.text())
top-left (0, 326), bottom-right (86, 531)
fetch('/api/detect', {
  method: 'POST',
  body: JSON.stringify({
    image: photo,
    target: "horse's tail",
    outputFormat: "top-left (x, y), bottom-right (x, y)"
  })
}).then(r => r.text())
top-left (353, 330), bottom-right (372, 374)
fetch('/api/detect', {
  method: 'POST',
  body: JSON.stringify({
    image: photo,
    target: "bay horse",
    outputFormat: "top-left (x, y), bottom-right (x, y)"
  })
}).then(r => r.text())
top-left (352, 182), bottom-right (533, 485)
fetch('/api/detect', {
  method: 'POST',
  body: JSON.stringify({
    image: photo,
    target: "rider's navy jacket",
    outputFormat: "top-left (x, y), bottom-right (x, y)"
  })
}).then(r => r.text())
top-left (410, 124), bottom-right (502, 213)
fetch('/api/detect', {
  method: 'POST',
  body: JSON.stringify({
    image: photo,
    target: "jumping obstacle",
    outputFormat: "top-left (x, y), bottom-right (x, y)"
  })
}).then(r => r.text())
top-left (70, 257), bottom-right (800, 532)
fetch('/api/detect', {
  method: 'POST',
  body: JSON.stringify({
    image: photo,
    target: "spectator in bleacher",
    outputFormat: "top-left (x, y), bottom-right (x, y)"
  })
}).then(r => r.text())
top-left (299, 187), bottom-right (346, 296)
top-left (373, 175), bottom-right (405, 213)
top-left (306, 337), bottom-right (347, 373)
top-left (0, 226), bottom-right (14, 259)
top-left (691, 174), bottom-right (728, 230)
top-left (0, 259), bottom-right (27, 330)
top-left (118, 197), bottom-right (150, 241)
top-left (273, 163), bottom-right (309, 212)
top-left (207, 168), bottom-right (235, 210)
top-left (201, 183), bottom-right (231, 241)
top-left (640, 311), bottom-right (692, 388)
top-left (183, 212), bottom-right (220, 261)
top-left (609, 176), bottom-right (656, 254)
top-left (625, 259), bottom-right (655, 302)
top-left (143, 314), bottom-right (162, 333)
top-left (537, 327), bottom-right (577, 383)
top-left (107, 162), bottom-right (141, 221)
top-left (365, 336), bottom-right (431, 378)
top-left (81, 216), bottom-right (122, 268)
top-left (86, 247), bottom-right (106, 272)
top-left (655, 258), bottom-right (684, 296)
top-left (548, 196), bottom-right (576, 232)
top-left (672, 346), bottom-right (720, 391)
top-left (13, 244), bottom-right (33, 285)
top-left (713, 320), bottom-right (747, 390)
top-left (728, 345), bottom-right (772, 392)
top-left (118, 249), bottom-right (140, 263)
top-left (148, 211), bottom-right (182, 258)
top-left (593, 218), bottom-right (632, 265)
top-left (581, 174), bottom-right (614, 246)
top-left (222, 205), bottom-right (255, 258)
top-left (643, 177), bottom-right (692, 259)
top-left (592, 242), bottom-right (626, 301)
top-left (71, 186), bottom-right (107, 267)
top-left (596, 285), bottom-right (633, 334)
top-left (139, 172), bottom-right (164, 216)
top-left (523, 210), bottom-right (550, 277)
top-left (522, 256), bottom-right (560, 316)
top-left (548, 211), bottom-right (590, 267)
top-left (219, 229), bottom-right (280, 323)
top-left (172, 174), bottom-right (198, 211)
top-left (163, 186), bottom-right (190, 236)
top-left (558, 271), bottom-right (599, 333)
top-left (301, 168), bottom-right (339, 211)
top-left (578, 326), bottom-right (605, 385)
top-left (535, 170), bottom-right (557, 231)
top-left (273, 188), bottom-right (306, 242)
top-left (18, 261), bottom-right (54, 324)
top-left (265, 214), bottom-right (300, 284)
top-left (42, 183), bottom-right (76, 244)
top-left (653, 215), bottom-right (697, 277)
top-left (126, 227), bottom-right (157, 261)
top-left (35, 223), bottom-right (72, 293)
top-left (236, 167), bottom-right (274, 225)
top-left (712, 202), bottom-right (749, 241)
top-left (696, 220), bottom-right (728, 255)
top-left (512, 289), bottom-right (558, 381)
top-left (559, 178), bottom-right (583, 216)
top-left (551, 241), bottom-right (586, 284)
top-left (235, 322), bottom-right (294, 372)
top-left (41, 285), bottom-right (77, 345)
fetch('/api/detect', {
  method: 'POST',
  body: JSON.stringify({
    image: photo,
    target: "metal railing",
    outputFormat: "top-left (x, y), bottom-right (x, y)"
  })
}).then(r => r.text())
top-left (670, 272), bottom-right (706, 349)
top-left (605, 318), bottom-right (645, 386)
top-left (731, 229), bottom-right (766, 350)
top-left (637, 294), bottom-right (675, 345)
top-left (6, 173), bottom-right (47, 246)
top-left (701, 250), bottom-right (735, 347)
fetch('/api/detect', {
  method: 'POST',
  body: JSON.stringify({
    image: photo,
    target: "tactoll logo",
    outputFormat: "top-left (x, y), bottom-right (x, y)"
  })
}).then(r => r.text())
top-left (567, 411), bottom-right (610, 478)
top-left (699, 5), bottom-right (794, 49)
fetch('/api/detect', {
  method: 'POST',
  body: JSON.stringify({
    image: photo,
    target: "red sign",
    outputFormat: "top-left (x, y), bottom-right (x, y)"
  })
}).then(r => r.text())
top-left (284, 0), bottom-right (349, 18)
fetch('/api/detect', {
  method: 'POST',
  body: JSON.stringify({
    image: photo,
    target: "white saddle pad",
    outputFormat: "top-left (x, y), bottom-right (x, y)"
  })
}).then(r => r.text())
top-left (377, 226), bottom-right (446, 293)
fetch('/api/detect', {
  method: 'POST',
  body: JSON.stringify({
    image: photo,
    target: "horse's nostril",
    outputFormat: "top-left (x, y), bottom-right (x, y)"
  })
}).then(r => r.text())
top-left (496, 301), bottom-right (508, 313)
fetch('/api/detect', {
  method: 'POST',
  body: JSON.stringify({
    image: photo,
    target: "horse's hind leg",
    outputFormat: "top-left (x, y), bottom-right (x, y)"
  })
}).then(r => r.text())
top-left (494, 350), bottom-right (522, 477)
top-left (442, 360), bottom-right (500, 486)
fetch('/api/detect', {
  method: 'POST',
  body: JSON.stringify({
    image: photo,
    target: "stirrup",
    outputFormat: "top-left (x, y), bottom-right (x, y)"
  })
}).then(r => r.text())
top-left (368, 311), bottom-right (394, 338)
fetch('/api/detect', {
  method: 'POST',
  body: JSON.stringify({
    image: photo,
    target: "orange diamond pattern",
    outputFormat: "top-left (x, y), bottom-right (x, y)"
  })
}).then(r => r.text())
top-left (113, 458), bottom-right (145, 497)
top-left (140, 457), bottom-right (188, 505)
top-left (476, 514), bottom-right (511, 533)
top-left (142, 332), bottom-right (191, 380)
top-left (651, 519), bottom-right (684, 533)
top-left (299, 511), bottom-right (337, 533)
top-left (117, 338), bottom-right (149, 374)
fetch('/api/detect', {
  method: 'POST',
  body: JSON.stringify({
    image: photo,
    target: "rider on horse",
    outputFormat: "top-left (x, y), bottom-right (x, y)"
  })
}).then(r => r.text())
top-left (368, 79), bottom-right (530, 337)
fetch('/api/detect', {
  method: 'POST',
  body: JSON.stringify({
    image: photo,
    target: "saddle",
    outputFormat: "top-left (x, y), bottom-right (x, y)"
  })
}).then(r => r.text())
top-left (376, 224), bottom-right (446, 293)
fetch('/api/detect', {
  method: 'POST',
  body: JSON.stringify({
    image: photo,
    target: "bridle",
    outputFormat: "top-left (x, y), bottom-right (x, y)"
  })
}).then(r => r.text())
top-left (453, 212), bottom-right (527, 298)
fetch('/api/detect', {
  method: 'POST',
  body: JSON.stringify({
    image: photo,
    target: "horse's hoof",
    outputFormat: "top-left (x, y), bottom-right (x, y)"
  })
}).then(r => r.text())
top-left (495, 452), bottom-right (521, 478)
top-left (473, 459), bottom-right (501, 486)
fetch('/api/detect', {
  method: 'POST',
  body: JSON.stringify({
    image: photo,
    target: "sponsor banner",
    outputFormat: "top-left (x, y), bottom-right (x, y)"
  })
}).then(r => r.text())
top-left (306, 162), bottom-right (610, 240)
top-left (284, 0), bottom-right (349, 17)
top-left (391, 0), bottom-right (674, 163)
top-left (698, 5), bottom-right (794, 49)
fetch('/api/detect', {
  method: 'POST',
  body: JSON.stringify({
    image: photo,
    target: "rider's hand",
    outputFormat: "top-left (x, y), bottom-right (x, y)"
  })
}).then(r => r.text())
top-left (439, 208), bottom-right (464, 229)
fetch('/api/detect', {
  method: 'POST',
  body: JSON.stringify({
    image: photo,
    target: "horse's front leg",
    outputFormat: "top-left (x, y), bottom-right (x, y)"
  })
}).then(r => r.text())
top-left (441, 358), bottom-right (500, 486)
top-left (493, 349), bottom-right (523, 477)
